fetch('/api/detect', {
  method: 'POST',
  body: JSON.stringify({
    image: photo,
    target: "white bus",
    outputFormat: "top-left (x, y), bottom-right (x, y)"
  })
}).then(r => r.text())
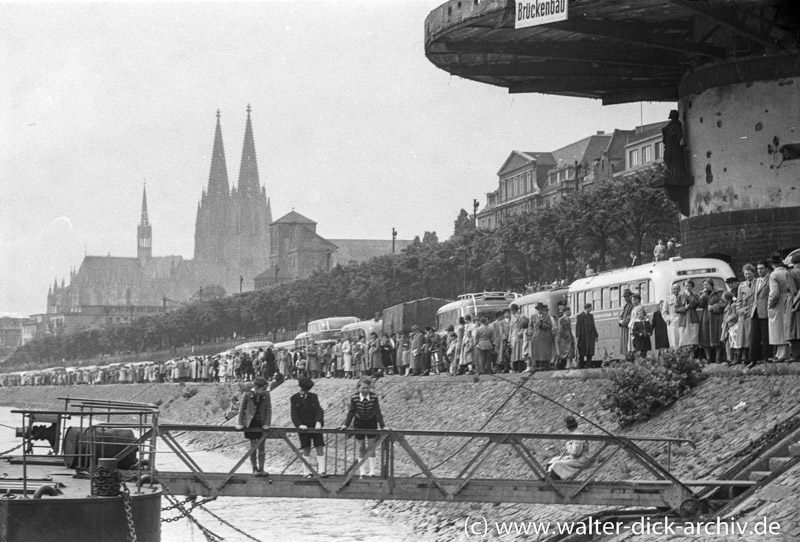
top-left (515, 288), bottom-right (568, 320)
top-left (341, 319), bottom-right (383, 341)
top-left (436, 292), bottom-right (520, 333)
top-left (567, 257), bottom-right (735, 360)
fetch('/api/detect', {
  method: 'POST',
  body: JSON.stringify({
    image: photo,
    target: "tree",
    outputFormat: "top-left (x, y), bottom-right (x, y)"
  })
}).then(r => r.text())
top-left (568, 181), bottom-right (624, 272)
top-left (453, 209), bottom-right (474, 236)
top-left (190, 284), bottom-right (227, 303)
top-left (422, 231), bottom-right (439, 245)
top-left (612, 168), bottom-right (680, 264)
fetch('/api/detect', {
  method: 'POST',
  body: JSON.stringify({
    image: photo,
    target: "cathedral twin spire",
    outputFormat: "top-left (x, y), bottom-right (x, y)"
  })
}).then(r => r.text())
top-left (207, 109), bottom-right (230, 200)
top-left (194, 105), bottom-right (272, 268)
top-left (204, 105), bottom-right (262, 202)
top-left (237, 104), bottom-right (261, 199)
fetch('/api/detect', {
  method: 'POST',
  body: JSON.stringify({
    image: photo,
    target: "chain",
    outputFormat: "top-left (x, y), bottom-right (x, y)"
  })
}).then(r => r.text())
top-left (161, 485), bottom-right (263, 542)
top-left (93, 465), bottom-right (120, 497)
top-left (160, 490), bottom-right (217, 523)
top-left (120, 481), bottom-right (138, 542)
top-left (162, 493), bottom-right (223, 542)
top-left (186, 512), bottom-right (224, 542)
top-left (198, 503), bottom-right (266, 542)
top-left (161, 495), bottom-right (195, 512)
top-left (0, 443), bottom-right (22, 456)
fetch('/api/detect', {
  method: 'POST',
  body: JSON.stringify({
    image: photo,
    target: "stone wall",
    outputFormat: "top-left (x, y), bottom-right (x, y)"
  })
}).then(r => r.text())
top-left (680, 206), bottom-right (800, 271)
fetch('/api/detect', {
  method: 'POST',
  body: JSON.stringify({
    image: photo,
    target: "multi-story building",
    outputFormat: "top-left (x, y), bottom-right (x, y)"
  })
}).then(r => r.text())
top-left (478, 132), bottom-right (619, 229)
top-left (0, 317), bottom-right (35, 347)
top-left (476, 126), bottom-right (667, 230)
top-left (621, 122), bottom-right (667, 176)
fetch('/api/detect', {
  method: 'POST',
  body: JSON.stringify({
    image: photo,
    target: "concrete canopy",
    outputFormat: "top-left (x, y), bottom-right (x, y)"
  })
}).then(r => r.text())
top-left (424, 0), bottom-right (799, 105)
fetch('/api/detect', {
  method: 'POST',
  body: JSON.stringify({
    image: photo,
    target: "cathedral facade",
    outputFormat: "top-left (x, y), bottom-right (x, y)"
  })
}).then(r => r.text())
top-left (194, 106), bottom-right (272, 281)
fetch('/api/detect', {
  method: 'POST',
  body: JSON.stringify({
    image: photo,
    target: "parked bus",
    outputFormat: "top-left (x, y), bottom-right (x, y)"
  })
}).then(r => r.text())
top-left (294, 331), bottom-right (309, 349)
top-left (273, 340), bottom-right (295, 351)
top-left (233, 341), bottom-right (274, 354)
top-left (295, 316), bottom-right (361, 348)
top-left (436, 292), bottom-right (520, 333)
top-left (567, 257), bottom-right (735, 360)
top-left (308, 317), bottom-right (360, 340)
top-left (341, 319), bottom-right (383, 342)
top-left (515, 288), bottom-right (568, 320)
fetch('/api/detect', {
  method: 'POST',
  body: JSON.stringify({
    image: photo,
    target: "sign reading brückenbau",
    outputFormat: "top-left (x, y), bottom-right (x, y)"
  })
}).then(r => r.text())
top-left (515, 0), bottom-right (568, 29)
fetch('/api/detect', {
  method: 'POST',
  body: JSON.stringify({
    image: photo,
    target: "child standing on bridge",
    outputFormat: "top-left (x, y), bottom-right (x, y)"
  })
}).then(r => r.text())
top-left (339, 377), bottom-right (388, 478)
top-left (291, 377), bottom-right (326, 478)
top-left (235, 376), bottom-right (272, 476)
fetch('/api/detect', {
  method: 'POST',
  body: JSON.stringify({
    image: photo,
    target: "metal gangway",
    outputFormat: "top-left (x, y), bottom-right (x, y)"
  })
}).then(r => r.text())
top-left (112, 424), bottom-right (755, 516)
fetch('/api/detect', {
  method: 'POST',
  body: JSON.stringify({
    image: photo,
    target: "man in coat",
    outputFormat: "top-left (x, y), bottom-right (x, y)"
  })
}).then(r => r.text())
top-left (698, 278), bottom-right (727, 363)
top-left (736, 264), bottom-right (757, 364)
top-left (508, 304), bottom-right (529, 373)
top-left (492, 310), bottom-right (510, 373)
top-left (767, 254), bottom-right (791, 360)
top-left (529, 303), bottom-right (555, 371)
top-left (290, 377), bottom-right (326, 477)
top-left (409, 325), bottom-right (424, 376)
top-left (473, 316), bottom-right (495, 375)
top-left (576, 303), bottom-right (598, 368)
top-left (786, 252), bottom-right (800, 360)
top-left (618, 289), bottom-right (634, 357)
top-left (749, 260), bottom-right (773, 367)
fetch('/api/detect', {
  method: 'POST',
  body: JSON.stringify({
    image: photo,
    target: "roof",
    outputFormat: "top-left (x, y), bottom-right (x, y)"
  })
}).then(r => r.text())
top-left (626, 121), bottom-right (669, 145)
top-left (521, 151), bottom-right (557, 167)
top-left (329, 239), bottom-right (413, 266)
top-left (271, 211), bottom-right (316, 226)
top-left (551, 134), bottom-right (612, 169)
top-left (424, 0), bottom-right (798, 105)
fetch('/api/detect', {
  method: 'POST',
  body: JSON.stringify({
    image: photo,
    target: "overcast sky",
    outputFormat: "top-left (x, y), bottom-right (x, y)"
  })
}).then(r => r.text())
top-left (0, 1), bottom-right (673, 317)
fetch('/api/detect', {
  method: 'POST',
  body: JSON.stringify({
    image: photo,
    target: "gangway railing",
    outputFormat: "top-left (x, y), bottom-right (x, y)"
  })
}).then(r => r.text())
top-left (10, 398), bottom-right (159, 498)
top-left (110, 424), bottom-right (755, 513)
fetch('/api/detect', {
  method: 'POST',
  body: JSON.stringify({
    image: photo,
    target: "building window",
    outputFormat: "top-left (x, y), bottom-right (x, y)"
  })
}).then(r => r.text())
top-left (629, 149), bottom-right (639, 168)
top-left (642, 145), bottom-right (652, 163)
top-left (655, 142), bottom-right (663, 160)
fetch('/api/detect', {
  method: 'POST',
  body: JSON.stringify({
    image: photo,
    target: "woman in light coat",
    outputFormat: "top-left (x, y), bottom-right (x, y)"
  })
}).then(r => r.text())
top-left (675, 280), bottom-right (699, 348)
top-left (768, 258), bottom-right (792, 360)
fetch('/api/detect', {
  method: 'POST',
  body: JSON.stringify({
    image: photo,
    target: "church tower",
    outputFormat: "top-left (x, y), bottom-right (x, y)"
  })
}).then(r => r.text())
top-left (229, 104), bottom-right (272, 278)
top-left (194, 110), bottom-right (232, 264)
top-left (193, 106), bottom-right (272, 292)
top-left (137, 184), bottom-right (152, 262)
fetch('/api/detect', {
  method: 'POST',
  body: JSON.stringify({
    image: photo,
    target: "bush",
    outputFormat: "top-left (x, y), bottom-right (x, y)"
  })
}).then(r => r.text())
top-left (601, 347), bottom-right (705, 427)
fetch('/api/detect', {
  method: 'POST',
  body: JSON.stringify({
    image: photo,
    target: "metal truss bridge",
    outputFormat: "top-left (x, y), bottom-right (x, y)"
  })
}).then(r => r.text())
top-left (135, 425), bottom-right (752, 515)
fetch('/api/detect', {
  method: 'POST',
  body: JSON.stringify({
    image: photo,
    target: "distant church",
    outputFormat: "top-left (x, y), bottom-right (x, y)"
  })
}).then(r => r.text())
top-left (43, 106), bottom-right (407, 334)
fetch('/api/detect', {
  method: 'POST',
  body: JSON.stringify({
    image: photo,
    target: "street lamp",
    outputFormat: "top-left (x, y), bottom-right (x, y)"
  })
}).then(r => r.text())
top-left (456, 249), bottom-right (467, 294)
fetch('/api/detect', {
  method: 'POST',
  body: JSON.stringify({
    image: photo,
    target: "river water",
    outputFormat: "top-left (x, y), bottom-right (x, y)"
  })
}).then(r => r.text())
top-left (0, 407), bottom-right (425, 542)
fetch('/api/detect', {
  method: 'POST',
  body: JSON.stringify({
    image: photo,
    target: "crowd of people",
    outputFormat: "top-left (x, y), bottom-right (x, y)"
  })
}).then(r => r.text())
top-left (4, 251), bottom-right (797, 388)
top-left (620, 252), bottom-right (800, 367)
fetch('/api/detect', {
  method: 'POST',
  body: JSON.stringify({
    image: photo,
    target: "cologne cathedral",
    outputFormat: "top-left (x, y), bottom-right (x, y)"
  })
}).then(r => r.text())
top-left (46, 107), bottom-right (272, 325)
